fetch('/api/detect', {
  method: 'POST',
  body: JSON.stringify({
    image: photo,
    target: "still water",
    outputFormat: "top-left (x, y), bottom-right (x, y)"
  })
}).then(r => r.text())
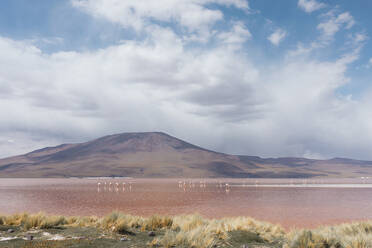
top-left (1, 178), bottom-right (372, 229)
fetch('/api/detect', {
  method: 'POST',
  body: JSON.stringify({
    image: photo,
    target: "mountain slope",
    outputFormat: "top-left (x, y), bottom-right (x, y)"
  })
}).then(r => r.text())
top-left (1, 132), bottom-right (372, 178)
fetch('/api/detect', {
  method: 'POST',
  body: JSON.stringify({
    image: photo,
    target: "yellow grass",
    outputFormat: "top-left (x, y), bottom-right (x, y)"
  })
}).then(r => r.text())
top-left (285, 222), bottom-right (372, 248)
top-left (2, 212), bottom-right (372, 248)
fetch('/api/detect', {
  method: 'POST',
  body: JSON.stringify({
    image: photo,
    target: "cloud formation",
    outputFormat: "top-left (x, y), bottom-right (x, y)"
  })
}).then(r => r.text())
top-left (298, 0), bottom-right (325, 13)
top-left (317, 11), bottom-right (355, 43)
top-left (267, 28), bottom-right (287, 46)
top-left (71, 0), bottom-right (249, 42)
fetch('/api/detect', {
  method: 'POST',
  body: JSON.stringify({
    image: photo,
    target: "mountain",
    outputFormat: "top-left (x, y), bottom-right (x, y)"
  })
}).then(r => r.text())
top-left (1, 132), bottom-right (372, 178)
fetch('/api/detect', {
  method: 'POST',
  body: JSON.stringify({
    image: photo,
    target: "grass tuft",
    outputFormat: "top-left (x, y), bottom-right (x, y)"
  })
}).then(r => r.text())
top-left (141, 215), bottom-right (173, 231)
top-left (285, 222), bottom-right (372, 248)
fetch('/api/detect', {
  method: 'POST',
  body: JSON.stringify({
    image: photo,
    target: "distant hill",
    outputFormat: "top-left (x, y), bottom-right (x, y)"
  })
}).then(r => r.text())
top-left (1, 132), bottom-right (372, 178)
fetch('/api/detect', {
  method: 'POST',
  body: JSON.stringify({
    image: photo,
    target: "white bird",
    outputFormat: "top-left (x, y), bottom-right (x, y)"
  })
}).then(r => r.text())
top-left (225, 183), bottom-right (230, 192)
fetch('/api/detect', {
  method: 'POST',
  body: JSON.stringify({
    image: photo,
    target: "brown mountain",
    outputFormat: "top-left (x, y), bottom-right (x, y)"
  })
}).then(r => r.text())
top-left (1, 132), bottom-right (372, 178)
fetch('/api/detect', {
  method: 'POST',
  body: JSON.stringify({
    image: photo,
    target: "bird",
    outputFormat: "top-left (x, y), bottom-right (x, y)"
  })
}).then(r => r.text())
top-left (225, 183), bottom-right (230, 192)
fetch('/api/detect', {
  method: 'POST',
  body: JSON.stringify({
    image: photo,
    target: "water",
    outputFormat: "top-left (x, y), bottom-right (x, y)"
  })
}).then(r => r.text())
top-left (1, 178), bottom-right (372, 229)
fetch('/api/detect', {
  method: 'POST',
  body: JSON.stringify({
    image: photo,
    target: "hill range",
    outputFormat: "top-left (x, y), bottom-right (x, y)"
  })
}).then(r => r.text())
top-left (1, 132), bottom-right (372, 178)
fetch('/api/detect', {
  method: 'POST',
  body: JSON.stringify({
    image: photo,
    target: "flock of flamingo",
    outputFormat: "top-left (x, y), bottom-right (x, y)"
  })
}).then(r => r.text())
top-left (94, 178), bottom-right (372, 193)
top-left (177, 180), bottom-right (231, 192)
top-left (96, 180), bottom-right (233, 193)
top-left (97, 181), bottom-right (133, 192)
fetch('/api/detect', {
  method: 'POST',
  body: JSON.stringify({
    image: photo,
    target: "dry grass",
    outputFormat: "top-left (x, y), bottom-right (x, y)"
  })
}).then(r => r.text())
top-left (0, 212), bottom-right (284, 247)
top-left (2, 212), bottom-right (372, 248)
top-left (0, 212), bottom-right (97, 230)
top-left (285, 222), bottom-right (372, 248)
top-left (150, 214), bottom-right (285, 248)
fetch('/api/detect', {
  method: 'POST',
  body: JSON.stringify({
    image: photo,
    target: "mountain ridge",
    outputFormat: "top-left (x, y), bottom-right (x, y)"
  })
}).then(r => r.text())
top-left (1, 132), bottom-right (372, 178)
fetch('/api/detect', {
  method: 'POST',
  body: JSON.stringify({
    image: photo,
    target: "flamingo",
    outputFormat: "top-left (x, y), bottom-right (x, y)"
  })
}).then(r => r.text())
top-left (225, 183), bottom-right (230, 192)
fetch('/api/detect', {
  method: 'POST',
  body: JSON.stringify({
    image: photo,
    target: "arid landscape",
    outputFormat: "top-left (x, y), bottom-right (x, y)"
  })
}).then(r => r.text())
top-left (1, 132), bottom-right (372, 178)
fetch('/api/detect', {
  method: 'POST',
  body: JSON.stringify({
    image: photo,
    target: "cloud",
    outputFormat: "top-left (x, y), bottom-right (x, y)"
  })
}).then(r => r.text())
top-left (350, 33), bottom-right (368, 45)
top-left (71, 0), bottom-right (249, 42)
top-left (267, 28), bottom-right (287, 46)
top-left (367, 57), bottom-right (372, 68)
top-left (217, 21), bottom-right (251, 50)
top-left (298, 0), bottom-right (326, 13)
top-left (317, 11), bottom-right (355, 44)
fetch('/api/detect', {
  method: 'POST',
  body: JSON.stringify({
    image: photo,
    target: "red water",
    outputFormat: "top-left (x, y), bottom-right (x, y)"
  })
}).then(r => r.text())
top-left (1, 178), bottom-right (372, 229)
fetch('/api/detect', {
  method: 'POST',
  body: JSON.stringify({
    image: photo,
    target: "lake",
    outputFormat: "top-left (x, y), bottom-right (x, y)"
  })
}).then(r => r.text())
top-left (1, 178), bottom-right (372, 229)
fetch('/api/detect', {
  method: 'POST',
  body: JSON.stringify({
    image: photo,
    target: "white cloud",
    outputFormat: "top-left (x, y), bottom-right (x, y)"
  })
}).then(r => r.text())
top-left (367, 57), bottom-right (372, 68)
top-left (298, 0), bottom-right (326, 13)
top-left (267, 28), bottom-right (287, 46)
top-left (217, 21), bottom-right (251, 49)
top-left (352, 33), bottom-right (368, 44)
top-left (317, 11), bottom-right (355, 44)
top-left (71, 0), bottom-right (249, 41)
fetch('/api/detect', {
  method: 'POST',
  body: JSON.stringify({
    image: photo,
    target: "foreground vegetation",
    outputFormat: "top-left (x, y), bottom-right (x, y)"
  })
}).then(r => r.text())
top-left (1, 212), bottom-right (372, 247)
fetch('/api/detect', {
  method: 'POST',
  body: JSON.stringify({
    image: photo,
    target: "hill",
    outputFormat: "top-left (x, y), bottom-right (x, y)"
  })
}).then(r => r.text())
top-left (1, 132), bottom-right (372, 178)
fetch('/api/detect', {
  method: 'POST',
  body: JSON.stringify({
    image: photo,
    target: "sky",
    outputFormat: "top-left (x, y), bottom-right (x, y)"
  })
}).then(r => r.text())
top-left (1, 0), bottom-right (372, 160)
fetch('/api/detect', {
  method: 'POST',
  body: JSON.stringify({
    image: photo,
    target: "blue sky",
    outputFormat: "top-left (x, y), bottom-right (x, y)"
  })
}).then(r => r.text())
top-left (1, 0), bottom-right (372, 160)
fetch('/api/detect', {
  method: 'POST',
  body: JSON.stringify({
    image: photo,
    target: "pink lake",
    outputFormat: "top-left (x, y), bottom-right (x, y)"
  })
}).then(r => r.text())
top-left (1, 178), bottom-right (372, 229)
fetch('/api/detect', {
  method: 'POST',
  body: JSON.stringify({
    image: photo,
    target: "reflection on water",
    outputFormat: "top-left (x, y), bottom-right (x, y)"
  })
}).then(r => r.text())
top-left (1, 178), bottom-right (372, 229)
